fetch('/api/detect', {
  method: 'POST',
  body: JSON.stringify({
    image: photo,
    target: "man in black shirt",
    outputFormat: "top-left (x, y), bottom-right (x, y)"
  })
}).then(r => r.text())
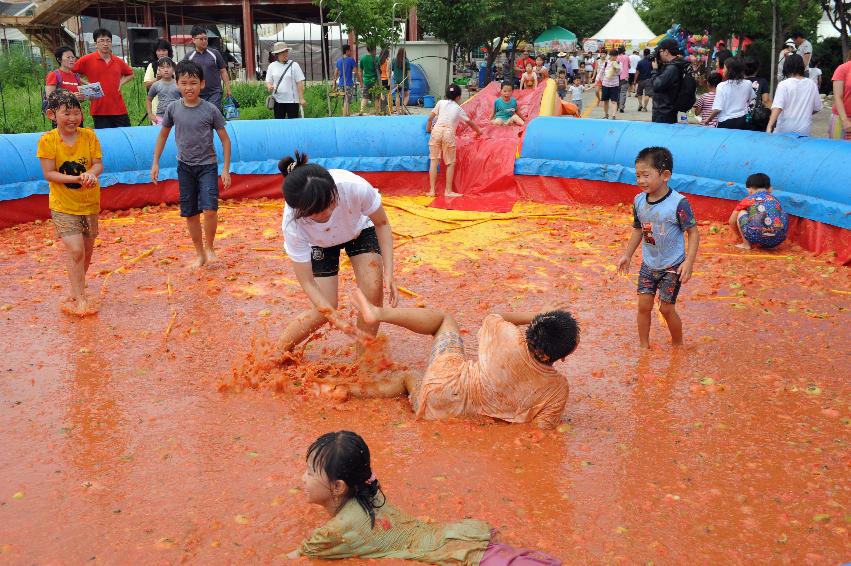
top-left (634, 48), bottom-right (653, 112)
top-left (650, 39), bottom-right (689, 124)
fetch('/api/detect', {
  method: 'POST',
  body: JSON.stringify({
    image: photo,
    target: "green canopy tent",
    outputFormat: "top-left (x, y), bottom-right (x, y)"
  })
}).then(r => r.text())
top-left (533, 26), bottom-right (577, 53)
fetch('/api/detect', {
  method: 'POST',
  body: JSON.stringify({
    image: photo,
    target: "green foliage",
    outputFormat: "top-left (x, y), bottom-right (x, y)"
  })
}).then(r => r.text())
top-left (0, 48), bottom-right (44, 88)
top-left (549, 0), bottom-right (618, 40)
top-left (317, 0), bottom-right (415, 50)
top-left (419, 0), bottom-right (486, 54)
top-left (231, 81), bottom-right (268, 108)
top-left (814, 37), bottom-right (845, 93)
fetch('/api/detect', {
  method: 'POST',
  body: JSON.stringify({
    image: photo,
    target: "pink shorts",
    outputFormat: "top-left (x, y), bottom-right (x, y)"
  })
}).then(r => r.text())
top-left (480, 542), bottom-right (561, 566)
top-left (428, 125), bottom-right (457, 164)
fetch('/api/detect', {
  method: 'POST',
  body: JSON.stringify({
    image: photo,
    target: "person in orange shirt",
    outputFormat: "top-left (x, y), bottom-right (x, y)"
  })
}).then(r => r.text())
top-left (348, 289), bottom-right (579, 429)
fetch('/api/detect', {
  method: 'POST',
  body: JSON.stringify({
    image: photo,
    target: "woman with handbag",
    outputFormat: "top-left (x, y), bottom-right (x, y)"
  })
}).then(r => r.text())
top-left (265, 42), bottom-right (306, 119)
top-left (766, 54), bottom-right (822, 136)
top-left (707, 57), bottom-right (754, 130)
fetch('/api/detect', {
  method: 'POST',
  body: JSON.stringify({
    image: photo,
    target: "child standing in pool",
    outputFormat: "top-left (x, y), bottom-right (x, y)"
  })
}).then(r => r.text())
top-left (37, 91), bottom-right (103, 315)
top-left (426, 83), bottom-right (483, 198)
top-left (729, 173), bottom-right (788, 250)
top-left (490, 82), bottom-right (526, 126)
top-left (278, 152), bottom-right (398, 352)
top-left (289, 430), bottom-right (562, 565)
top-left (617, 147), bottom-right (700, 349)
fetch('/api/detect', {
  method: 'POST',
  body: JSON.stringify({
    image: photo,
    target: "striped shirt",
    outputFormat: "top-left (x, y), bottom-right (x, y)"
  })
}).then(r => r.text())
top-left (695, 91), bottom-right (718, 127)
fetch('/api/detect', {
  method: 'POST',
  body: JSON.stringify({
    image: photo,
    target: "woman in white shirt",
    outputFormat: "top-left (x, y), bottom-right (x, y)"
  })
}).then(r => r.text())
top-left (265, 42), bottom-right (306, 119)
top-left (767, 54), bottom-right (823, 136)
top-left (708, 57), bottom-right (754, 130)
top-left (278, 152), bottom-right (398, 352)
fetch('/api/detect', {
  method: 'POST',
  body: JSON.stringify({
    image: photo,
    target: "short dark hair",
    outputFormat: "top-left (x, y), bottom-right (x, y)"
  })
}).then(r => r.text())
top-left (307, 431), bottom-right (385, 528)
top-left (175, 60), bottom-right (203, 81)
top-left (724, 57), bottom-right (745, 81)
top-left (156, 56), bottom-right (174, 69)
top-left (190, 25), bottom-right (207, 38)
top-left (500, 81), bottom-right (514, 90)
top-left (643, 48), bottom-right (651, 57)
top-left (791, 31), bottom-right (805, 39)
top-left (746, 173), bottom-right (771, 189)
top-left (279, 151), bottom-right (339, 219)
top-left (743, 55), bottom-right (760, 76)
top-left (153, 39), bottom-right (173, 59)
top-left (342, 44), bottom-right (351, 54)
top-left (707, 72), bottom-right (723, 87)
top-left (608, 49), bottom-right (618, 57)
top-left (635, 146), bottom-right (674, 173)
top-left (617, 46), bottom-right (625, 54)
top-left (445, 83), bottom-right (462, 100)
top-left (46, 89), bottom-right (81, 112)
top-left (54, 45), bottom-right (74, 64)
top-left (526, 310), bottom-right (580, 365)
top-left (92, 28), bottom-right (112, 41)
top-left (782, 53), bottom-right (806, 77)
top-left (657, 38), bottom-right (680, 55)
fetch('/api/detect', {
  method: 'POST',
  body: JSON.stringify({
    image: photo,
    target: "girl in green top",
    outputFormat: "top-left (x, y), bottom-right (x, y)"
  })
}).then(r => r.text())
top-left (392, 48), bottom-right (412, 113)
top-left (289, 431), bottom-right (561, 565)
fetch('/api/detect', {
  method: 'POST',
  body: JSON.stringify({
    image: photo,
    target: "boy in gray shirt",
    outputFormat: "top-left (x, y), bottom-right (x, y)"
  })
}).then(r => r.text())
top-left (150, 60), bottom-right (232, 269)
top-left (146, 57), bottom-right (181, 125)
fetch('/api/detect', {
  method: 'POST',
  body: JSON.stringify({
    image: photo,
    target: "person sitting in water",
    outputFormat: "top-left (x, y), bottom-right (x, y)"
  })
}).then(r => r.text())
top-left (277, 152), bottom-right (398, 353)
top-left (729, 173), bottom-right (789, 250)
top-left (289, 430), bottom-right (562, 564)
top-left (340, 289), bottom-right (579, 429)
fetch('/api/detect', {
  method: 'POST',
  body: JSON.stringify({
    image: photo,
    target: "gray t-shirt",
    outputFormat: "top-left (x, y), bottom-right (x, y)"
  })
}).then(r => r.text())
top-left (162, 99), bottom-right (226, 166)
top-left (796, 39), bottom-right (813, 61)
top-left (148, 79), bottom-right (182, 116)
top-left (184, 48), bottom-right (226, 96)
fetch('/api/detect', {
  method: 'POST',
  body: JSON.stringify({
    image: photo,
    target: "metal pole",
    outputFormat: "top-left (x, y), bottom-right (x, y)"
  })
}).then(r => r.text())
top-left (770, 0), bottom-right (777, 94)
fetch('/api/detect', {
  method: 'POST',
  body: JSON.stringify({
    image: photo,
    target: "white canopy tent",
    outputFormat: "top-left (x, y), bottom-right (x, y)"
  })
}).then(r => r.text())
top-left (591, 2), bottom-right (656, 42)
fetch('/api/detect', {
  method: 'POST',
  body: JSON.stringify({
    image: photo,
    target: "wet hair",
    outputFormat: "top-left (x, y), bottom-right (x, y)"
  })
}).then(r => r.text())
top-left (782, 54), bottom-right (806, 78)
top-left (526, 310), bottom-right (580, 365)
top-left (342, 44), bottom-right (351, 54)
top-left (724, 57), bottom-right (745, 81)
top-left (46, 89), bottom-right (81, 112)
top-left (635, 146), bottom-right (674, 173)
top-left (175, 60), bottom-right (203, 81)
top-left (92, 28), bottom-right (112, 41)
top-left (156, 56), bottom-right (174, 69)
top-left (445, 83), bottom-right (462, 100)
top-left (307, 431), bottom-right (385, 527)
top-left (707, 72), bottom-right (723, 87)
top-left (54, 46), bottom-right (74, 64)
top-left (500, 81), bottom-right (514, 91)
top-left (153, 39), bottom-right (173, 59)
top-left (746, 173), bottom-right (771, 190)
top-left (190, 25), bottom-right (207, 38)
top-left (278, 151), bottom-right (338, 219)
top-left (743, 56), bottom-right (760, 77)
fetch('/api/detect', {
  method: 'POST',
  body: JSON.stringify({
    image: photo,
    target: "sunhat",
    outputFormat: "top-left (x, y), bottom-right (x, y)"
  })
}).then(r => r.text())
top-left (271, 42), bottom-right (291, 54)
top-left (557, 51), bottom-right (567, 57)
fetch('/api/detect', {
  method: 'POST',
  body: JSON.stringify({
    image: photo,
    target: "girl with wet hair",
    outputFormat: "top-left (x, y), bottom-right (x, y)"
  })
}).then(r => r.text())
top-left (289, 431), bottom-right (562, 565)
top-left (278, 152), bottom-right (398, 352)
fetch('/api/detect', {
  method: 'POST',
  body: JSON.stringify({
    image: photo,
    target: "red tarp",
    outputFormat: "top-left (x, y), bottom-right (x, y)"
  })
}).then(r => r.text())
top-left (1, 172), bottom-right (848, 265)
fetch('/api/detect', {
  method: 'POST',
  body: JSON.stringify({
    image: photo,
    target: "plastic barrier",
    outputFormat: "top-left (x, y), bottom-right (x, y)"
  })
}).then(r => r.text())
top-left (408, 63), bottom-right (429, 104)
top-left (516, 117), bottom-right (851, 230)
top-left (0, 117), bottom-right (430, 203)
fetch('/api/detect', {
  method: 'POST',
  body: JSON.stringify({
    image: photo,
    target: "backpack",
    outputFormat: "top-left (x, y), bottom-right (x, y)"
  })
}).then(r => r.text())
top-left (42, 70), bottom-right (82, 113)
top-left (674, 63), bottom-right (697, 112)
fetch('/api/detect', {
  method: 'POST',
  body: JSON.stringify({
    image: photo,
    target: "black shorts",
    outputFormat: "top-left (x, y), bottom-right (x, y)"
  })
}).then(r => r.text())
top-left (601, 85), bottom-right (620, 102)
top-left (311, 226), bottom-right (381, 277)
top-left (93, 114), bottom-right (130, 129)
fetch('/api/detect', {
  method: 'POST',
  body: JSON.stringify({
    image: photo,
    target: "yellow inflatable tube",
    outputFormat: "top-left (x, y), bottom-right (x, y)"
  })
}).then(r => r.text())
top-left (538, 78), bottom-right (561, 117)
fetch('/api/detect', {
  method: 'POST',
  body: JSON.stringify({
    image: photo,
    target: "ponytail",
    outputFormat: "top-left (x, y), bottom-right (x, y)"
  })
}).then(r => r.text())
top-left (306, 431), bottom-right (386, 528)
top-left (278, 151), bottom-right (338, 220)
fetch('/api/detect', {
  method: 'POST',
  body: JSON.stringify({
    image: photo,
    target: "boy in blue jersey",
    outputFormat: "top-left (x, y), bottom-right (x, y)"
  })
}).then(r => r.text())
top-left (617, 147), bottom-right (700, 349)
top-left (334, 44), bottom-right (357, 116)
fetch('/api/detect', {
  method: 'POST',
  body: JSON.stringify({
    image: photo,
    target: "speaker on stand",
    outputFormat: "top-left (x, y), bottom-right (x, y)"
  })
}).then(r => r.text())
top-left (128, 27), bottom-right (160, 68)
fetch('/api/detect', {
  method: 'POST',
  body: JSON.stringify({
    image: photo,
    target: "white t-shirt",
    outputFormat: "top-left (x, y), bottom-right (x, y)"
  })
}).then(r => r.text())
top-left (570, 55), bottom-right (579, 70)
top-left (568, 85), bottom-right (584, 101)
top-left (282, 169), bottom-right (382, 263)
top-left (808, 67), bottom-right (822, 86)
top-left (431, 99), bottom-right (469, 129)
top-left (266, 60), bottom-right (306, 103)
top-left (712, 79), bottom-right (755, 122)
top-left (629, 54), bottom-right (640, 73)
top-left (772, 76), bottom-right (823, 136)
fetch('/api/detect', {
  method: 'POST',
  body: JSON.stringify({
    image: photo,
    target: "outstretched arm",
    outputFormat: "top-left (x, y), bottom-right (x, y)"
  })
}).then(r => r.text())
top-left (496, 301), bottom-right (570, 326)
top-left (368, 205), bottom-right (397, 306)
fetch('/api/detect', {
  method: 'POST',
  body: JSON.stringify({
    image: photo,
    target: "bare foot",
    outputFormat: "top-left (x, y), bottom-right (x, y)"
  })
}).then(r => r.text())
top-left (426, 190), bottom-right (436, 197)
top-left (639, 342), bottom-right (650, 350)
top-left (187, 253), bottom-right (207, 269)
top-left (735, 242), bottom-right (751, 250)
top-left (445, 191), bottom-right (463, 198)
top-left (350, 289), bottom-right (379, 325)
top-left (205, 247), bottom-right (218, 263)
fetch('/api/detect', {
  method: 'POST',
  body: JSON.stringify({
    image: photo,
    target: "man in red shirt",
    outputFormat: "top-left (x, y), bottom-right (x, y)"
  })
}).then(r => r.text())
top-left (73, 28), bottom-right (135, 129)
top-left (515, 50), bottom-right (536, 82)
top-left (830, 52), bottom-right (851, 141)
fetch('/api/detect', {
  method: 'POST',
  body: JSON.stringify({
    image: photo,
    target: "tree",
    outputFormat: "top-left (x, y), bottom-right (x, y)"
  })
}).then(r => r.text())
top-left (550, 0), bottom-right (618, 40)
top-left (821, 0), bottom-right (850, 58)
top-left (418, 0), bottom-right (488, 88)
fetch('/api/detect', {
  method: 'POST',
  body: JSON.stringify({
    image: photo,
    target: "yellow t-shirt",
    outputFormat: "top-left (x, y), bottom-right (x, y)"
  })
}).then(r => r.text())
top-left (36, 128), bottom-right (102, 215)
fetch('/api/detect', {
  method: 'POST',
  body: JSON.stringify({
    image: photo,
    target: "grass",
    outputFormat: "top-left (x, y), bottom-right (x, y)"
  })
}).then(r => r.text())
top-left (0, 48), bottom-right (351, 134)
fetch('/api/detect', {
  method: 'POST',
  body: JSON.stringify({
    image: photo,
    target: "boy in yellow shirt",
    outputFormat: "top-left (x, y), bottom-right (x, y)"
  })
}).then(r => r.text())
top-left (37, 91), bottom-right (103, 315)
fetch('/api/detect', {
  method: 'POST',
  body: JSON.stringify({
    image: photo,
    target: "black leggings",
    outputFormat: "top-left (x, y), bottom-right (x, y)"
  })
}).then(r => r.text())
top-left (273, 102), bottom-right (300, 119)
top-left (718, 115), bottom-right (750, 130)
